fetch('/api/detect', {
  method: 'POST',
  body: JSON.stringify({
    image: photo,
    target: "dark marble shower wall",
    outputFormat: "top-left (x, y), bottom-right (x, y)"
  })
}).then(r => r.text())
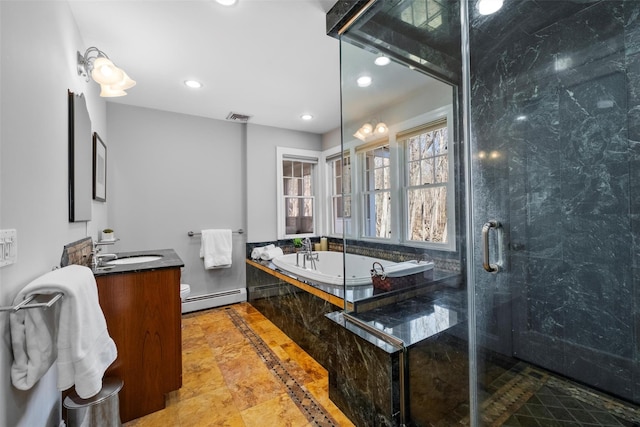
top-left (469, 0), bottom-right (640, 403)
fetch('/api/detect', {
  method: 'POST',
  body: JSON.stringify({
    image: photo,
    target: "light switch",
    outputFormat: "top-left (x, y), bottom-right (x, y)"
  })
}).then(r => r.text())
top-left (0, 229), bottom-right (17, 267)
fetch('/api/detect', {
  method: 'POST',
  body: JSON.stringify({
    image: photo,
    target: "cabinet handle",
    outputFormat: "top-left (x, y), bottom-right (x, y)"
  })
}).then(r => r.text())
top-left (482, 220), bottom-right (500, 273)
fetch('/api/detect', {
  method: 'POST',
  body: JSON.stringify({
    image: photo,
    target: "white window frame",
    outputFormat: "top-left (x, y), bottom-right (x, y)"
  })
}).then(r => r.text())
top-left (357, 139), bottom-right (392, 241)
top-left (323, 147), bottom-right (352, 238)
top-left (276, 147), bottom-right (321, 240)
top-left (399, 106), bottom-right (456, 251)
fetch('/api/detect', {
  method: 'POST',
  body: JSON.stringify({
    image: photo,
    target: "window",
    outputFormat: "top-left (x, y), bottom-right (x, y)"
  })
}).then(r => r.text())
top-left (328, 153), bottom-right (351, 235)
top-left (277, 148), bottom-right (319, 239)
top-left (401, 118), bottom-right (451, 246)
top-left (360, 144), bottom-right (391, 239)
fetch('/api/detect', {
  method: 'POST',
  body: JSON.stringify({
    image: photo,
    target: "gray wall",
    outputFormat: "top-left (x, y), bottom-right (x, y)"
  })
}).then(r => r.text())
top-left (246, 123), bottom-right (322, 242)
top-left (106, 103), bottom-right (247, 299)
top-left (0, 2), bottom-right (108, 426)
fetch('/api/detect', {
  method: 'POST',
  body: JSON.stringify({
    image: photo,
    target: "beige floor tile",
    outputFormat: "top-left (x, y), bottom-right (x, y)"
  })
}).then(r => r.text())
top-left (240, 393), bottom-right (310, 427)
top-left (125, 303), bottom-right (352, 427)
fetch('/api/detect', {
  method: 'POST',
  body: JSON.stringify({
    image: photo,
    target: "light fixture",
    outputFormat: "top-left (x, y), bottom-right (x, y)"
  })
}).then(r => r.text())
top-left (301, 114), bottom-right (313, 121)
top-left (477, 0), bottom-right (503, 15)
top-left (357, 75), bottom-right (372, 87)
top-left (374, 56), bottom-right (390, 66)
top-left (353, 120), bottom-right (388, 141)
top-left (184, 80), bottom-right (203, 89)
top-left (216, 0), bottom-right (237, 5)
top-left (77, 47), bottom-right (136, 97)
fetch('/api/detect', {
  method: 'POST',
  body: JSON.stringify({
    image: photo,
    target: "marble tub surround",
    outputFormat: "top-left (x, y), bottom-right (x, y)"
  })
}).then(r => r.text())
top-left (247, 261), bottom-right (339, 370)
top-left (91, 248), bottom-right (184, 276)
top-left (247, 258), bottom-right (472, 426)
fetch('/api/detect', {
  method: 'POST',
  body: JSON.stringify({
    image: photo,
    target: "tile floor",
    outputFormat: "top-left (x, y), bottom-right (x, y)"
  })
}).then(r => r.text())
top-left (124, 303), bottom-right (354, 427)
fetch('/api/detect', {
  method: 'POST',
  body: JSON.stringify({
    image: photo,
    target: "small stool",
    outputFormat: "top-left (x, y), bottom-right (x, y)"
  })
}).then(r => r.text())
top-left (63, 377), bottom-right (123, 427)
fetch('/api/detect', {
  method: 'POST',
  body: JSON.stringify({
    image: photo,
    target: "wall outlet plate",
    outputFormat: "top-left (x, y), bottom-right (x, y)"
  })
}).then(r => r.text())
top-left (0, 229), bottom-right (17, 267)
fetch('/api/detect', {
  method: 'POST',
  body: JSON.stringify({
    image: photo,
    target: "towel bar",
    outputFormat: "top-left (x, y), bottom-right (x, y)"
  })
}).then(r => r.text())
top-left (188, 229), bottom-right (244, 237)
top-left (0, 292), bottom-right (63, 312)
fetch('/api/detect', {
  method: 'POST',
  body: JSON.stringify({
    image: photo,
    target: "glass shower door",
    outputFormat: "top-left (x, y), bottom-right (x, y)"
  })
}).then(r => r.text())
top-left (465, 0), bottom-right (640, 425)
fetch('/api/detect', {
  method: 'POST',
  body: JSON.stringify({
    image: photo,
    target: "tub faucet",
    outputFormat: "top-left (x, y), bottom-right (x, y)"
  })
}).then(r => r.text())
top-left (302, 238), bottom-right (318, 270)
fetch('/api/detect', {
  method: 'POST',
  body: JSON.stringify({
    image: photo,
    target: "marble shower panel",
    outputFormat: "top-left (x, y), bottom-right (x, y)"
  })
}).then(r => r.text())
top-left (470, 0), bottom-right (639, 404)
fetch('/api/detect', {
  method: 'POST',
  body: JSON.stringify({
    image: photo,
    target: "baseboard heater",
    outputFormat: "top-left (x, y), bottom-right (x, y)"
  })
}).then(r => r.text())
top-left (182, 288), bottom-right (247, 313)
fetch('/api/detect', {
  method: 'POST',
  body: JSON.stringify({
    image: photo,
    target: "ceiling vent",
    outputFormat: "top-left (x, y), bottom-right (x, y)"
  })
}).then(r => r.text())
top-left (226, 112), bottom-right (252, 122)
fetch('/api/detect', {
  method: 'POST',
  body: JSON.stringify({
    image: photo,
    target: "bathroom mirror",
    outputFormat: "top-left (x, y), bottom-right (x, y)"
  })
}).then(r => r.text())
top-left (68, 90), bottom-right (93, 222)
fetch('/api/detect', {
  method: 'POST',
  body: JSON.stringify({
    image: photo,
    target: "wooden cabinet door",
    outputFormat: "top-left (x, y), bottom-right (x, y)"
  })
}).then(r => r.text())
top-left (96, 268), bottom-right (182, 422)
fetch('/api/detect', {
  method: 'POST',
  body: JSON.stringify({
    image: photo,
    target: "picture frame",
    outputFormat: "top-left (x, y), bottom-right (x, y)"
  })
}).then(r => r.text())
top-left (93, 132), bottom-right (107, 202)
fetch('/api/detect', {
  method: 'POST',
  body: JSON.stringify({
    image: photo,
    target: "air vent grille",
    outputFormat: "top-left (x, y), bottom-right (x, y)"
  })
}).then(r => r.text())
top-left (226, 112), bottom-right (252, 122)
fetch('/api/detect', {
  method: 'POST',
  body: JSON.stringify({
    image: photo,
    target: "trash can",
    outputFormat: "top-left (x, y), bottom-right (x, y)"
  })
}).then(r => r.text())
top-left (63, 377), bottom-right (123, 427)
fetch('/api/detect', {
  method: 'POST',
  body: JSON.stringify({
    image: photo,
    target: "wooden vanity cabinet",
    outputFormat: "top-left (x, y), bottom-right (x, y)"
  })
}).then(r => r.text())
top-left (96, 267), bottom-right (182, 423)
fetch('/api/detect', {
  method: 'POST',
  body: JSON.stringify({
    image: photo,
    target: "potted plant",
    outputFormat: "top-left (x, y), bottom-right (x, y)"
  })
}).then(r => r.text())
top-left (292, 237), bottom-right (303, 250)
top-left (101, 228), bottom-right (115, 241)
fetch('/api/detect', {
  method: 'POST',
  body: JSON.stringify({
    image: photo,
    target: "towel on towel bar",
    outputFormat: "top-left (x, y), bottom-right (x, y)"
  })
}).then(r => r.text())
top-left (10, 265), bottom-right (117, 399)
top-left (200, 229), bottom-right (232, 269)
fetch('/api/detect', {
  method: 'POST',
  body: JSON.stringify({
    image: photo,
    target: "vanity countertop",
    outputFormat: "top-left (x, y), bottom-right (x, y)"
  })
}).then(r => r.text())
top-left (92, 248), bottom-right (184, 277)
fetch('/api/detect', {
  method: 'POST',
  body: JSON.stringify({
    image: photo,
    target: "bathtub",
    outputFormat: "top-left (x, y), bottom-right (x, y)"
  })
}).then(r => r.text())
top-left (271, 251), bottom-right (434, 287)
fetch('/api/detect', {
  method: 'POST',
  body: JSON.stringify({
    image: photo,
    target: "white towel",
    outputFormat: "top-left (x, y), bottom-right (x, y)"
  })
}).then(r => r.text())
top-left (260, 247), bottom-right (284, 261)
top-left (200, 229), bottom-right (232, 269)
top-left (10, 265), bottom-right (117, 398)
top-left (251, 244), bottom-right (275, 260)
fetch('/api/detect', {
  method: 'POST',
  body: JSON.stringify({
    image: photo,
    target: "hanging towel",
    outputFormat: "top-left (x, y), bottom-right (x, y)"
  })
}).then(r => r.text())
top-left (200, 229), bottom-right (233, 269)
top-left (10, 265), bottom-right (117, 399)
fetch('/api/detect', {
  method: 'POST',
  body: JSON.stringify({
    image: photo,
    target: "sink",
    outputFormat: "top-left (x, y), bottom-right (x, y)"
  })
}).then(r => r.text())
top-left (106, 255), bottom-right (163, 265)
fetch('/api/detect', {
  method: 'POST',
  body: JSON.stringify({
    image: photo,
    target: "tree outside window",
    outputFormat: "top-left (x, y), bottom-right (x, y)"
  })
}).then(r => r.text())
top-left (404, 121), bottom-right (448, 244)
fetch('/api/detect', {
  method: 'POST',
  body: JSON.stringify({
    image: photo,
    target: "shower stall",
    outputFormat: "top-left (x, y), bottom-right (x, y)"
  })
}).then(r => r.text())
top-left (330, 0), bottom-right (640, 425)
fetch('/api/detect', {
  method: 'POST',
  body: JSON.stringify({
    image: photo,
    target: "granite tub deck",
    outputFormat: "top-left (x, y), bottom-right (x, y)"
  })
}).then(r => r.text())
top-left (246, 258), bottom-right (467, 426)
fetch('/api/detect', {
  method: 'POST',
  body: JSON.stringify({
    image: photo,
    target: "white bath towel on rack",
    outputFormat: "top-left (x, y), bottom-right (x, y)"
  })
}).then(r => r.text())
top-left (10, 265), bottom-right (117, 399)
top-left (200, 229), bottom-right (232, 269)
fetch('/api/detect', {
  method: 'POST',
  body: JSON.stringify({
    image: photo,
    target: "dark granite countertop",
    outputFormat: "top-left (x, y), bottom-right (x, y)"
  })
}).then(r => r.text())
top-left (92, 248), bottom-right (184, 277)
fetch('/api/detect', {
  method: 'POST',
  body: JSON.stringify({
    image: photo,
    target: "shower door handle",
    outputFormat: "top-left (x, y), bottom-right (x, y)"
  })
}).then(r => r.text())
top-left (482, 220), bottom-right (501, 273)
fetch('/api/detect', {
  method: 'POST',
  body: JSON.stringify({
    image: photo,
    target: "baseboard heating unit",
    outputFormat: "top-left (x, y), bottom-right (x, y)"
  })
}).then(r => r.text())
top-left (182, 288), bottom-right (247, 313)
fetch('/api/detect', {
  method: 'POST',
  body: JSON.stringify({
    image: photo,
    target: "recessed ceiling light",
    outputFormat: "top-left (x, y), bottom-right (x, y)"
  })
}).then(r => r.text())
top-left (301, 114), bottom-right (313, 121)
top-left (374, 56), bottom-right (390, 66)
top-left (216, 0), bottom-right (237, 5)
top-left (184, 80), bottom-right (202, 89)
top-left (357, 75), bottom-right (372, 87)
top-left (478, 0), bottom-right (503, 15)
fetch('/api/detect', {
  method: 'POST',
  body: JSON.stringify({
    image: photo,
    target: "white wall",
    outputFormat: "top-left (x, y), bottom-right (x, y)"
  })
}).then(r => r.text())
top-left (106, 103), bottom-right (246, 299)
top-left (0, 2), bottom-right (108, 426)
top-left (246, 123), bottom-right (322, 243)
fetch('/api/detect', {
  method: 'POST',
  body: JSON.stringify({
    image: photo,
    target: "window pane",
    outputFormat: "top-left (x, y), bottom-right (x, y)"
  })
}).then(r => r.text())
top-left (408, 160), bottom-right (421, 186)
top-left (284, 177), bottom-right (295, 195)
top-left (283, 160), bottom-right (293, 177)
top-left (363, 192), bottom-right (391, 238)
top-left (303, 174), bottom-right (312, 196)
top-left (407, 186), bottom-right (447, 243)
top-left (293, 162), bottom-right (303, 177)
top-left (421, 159), bottom-right (434, 184)
top-left (408, 139), bottom-right (421, 161)
top-left (435, 128), bottom-right (448, 154)
top-left (435, 154), bottom-right (448, 183)
top-left (285, 197), bottom-right (313, 234)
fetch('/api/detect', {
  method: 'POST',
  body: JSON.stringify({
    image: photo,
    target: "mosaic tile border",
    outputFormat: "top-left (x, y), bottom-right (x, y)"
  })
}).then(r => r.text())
top-left (225, 307), bottom-right (339, 427)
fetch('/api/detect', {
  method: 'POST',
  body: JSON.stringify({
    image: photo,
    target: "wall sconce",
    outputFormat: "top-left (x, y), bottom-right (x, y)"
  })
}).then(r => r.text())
top-left (77, 47), bottom-right (136, 97)
top-left (353, 121), bottom-right (388, 141)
